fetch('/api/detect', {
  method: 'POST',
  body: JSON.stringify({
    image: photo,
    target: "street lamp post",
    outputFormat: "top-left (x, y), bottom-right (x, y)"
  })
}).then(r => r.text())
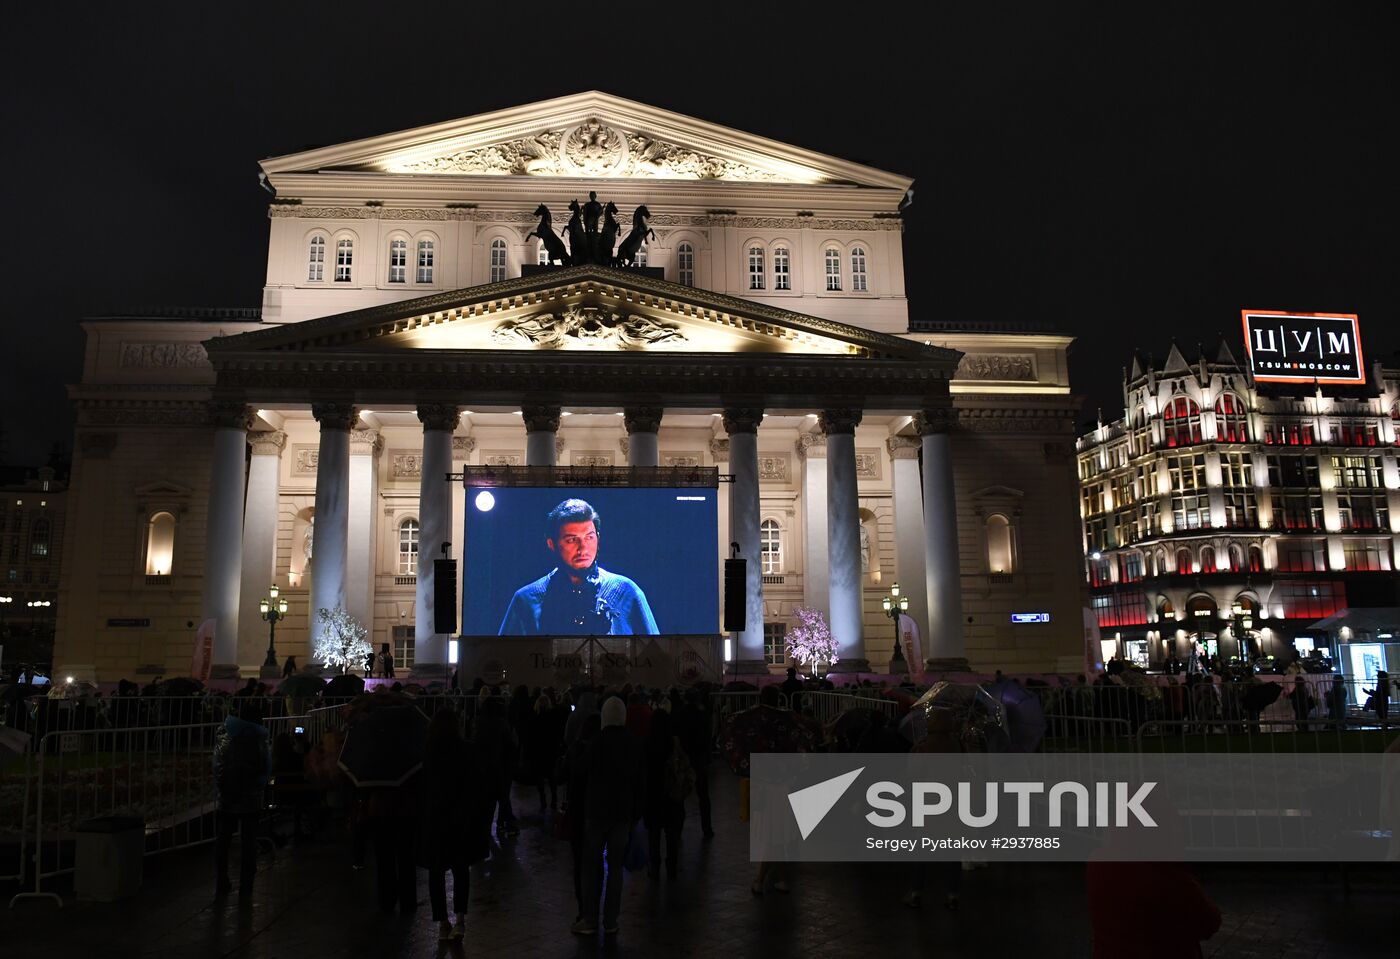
top-left (260, 585), bottom-right (289, 678)
top-left (881, 581), bottom-right (911, 676)
top-left (1230, 601), bottom-right (1254, 666)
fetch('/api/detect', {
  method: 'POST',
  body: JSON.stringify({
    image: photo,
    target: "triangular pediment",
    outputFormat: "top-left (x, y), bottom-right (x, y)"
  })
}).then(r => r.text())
top-left (207, 267), bottom-right (947, 364)
top-left (259, 92), bottom-right (910, 190)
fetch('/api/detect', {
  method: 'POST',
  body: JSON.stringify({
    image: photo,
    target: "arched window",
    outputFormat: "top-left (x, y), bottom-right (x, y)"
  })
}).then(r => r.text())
top-left (1158, 597), bottom-right (1175, 620)
top-left (29, 519), bottom-right (49, 558)
top-left (398, 519), bottom-right (419, 575)
top-left (1200, 545), bottom-right (1216, 573)
top-left (307, 235), bottom-right (326, 282)
top-left (748, 246), bottom-right (765, 290)
top-left (676, 242), bottom-right (694, 286)
top-left (850, 246), bottom-right (868, 292)
top-left (489, 238), bottom-right (508, 283)
top-left (760, 519), bottom-right (782, 574)
top-left (773, 246), bottom-right (791, 290)
top-left (1155, 548), bottom-right (1168, 578)
top-left (416, 239), bottom-right (435, 283)
top-left (145, 512), bottom-right (175, 575)
top-left (1215, 393), bottom-right (1249, 442)
top-left (985, 513), bottom-right (1015, 573)
top-left (387, 238), bottom-right (407, 283)
top-left (1163, 396), bottom-right (1202, 447)
top-left (334, 237), bottom-right (354, 283)
top-left (1228, 544), bottom-right (1244, 572)
top-left (1247, 545), bottom-right (1264, 573)
top-left (824, 247), bottom-right (842, 290)
top-left (634, 244), bottom-right (647, 267)
top-left (1176, 548), bottom-right (1193, 575)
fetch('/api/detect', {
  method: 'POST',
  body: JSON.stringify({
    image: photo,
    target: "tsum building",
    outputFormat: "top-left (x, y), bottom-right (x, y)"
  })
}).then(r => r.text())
top-left (1078, 335), bottom-right (1400, 676)
top-left (54, 92), bottom-right (1085, 683)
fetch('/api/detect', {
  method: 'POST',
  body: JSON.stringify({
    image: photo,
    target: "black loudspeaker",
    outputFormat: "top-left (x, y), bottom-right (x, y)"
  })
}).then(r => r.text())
top-left (723, 558), bottom-right (747, 632)
top-left (434, 559), bottom-right (458, 635)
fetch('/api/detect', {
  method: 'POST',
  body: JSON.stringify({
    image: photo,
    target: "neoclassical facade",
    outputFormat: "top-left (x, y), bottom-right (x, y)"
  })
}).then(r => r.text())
top-left (55, 93), bottom-right (1084, 681)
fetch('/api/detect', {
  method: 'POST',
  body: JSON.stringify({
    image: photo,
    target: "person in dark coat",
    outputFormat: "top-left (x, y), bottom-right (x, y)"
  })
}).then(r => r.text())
top-left (423, 708), bottom-right (492, 941)
top-left (1286, 676), bottom-right (1314, 730)
top-left (1326, 674), bottom-right (1348, 729)
top-left (572, 697), bottom-right (644, 937)
top-left (674, 688), bottom-right (714, 838)
top-left (472, 687), bottom-right (519, 837)
top-left (213, 699), bottom-right (271, 896)
top-left (643, 705), bottom-right (687, 878)
top-left (525, 693), bottom-right (566, 811)
top-left (1364, 670), bottom-right (1390, 723)
top-left (566, 712), bottom-right (602, 923)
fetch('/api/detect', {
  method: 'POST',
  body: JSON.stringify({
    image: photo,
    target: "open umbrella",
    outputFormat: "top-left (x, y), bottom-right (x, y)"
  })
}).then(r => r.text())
top-left (337, 704), bottom-right (429, 787)
top-left (828, 707), bottom-right (890, 748)
top-left (279, 673), bottom-right (325, 698)
top-left (323, 674), bottom-right (366, 699)
top-left (719, 704), bottom-right (819, 776)
top-left (1242, 680), bottom-right (1284, 715)
top-left (984, 679), bottom-right (1047, 753)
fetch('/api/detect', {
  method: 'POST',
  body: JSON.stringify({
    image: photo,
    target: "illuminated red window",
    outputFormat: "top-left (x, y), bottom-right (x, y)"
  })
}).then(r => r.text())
top-left (1214, 393), bottom-right (1249, 443)
top-left (1163, 397), bottom-right (1202, 447)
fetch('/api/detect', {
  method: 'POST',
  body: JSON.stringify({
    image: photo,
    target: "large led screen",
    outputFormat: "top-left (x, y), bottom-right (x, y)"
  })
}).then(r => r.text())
top-left (463, 486), bottom-right (719, 637)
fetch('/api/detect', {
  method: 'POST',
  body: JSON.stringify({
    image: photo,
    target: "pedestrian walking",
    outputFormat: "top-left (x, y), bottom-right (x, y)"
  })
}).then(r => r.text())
top-left (473, 686), bottom-right (520, 838)
top-left (1286, 676), bottom-right (1314, 730)
top-left (213, 699), bottom-right (271, 896)
top-left (1364, 670), bottom-right (1390, 724)
top-left (423, 708), bottom-right (493, 941)
top-left (643, 704), bottom-right (692, 878)
top-left (675, 687), bottom-right (714, 839)
top-left (572, 696), bottom-right (644, 937)
top-left (526, 692), bottom-right (565, 812)
top-left (282, 655), bottom-right (298, 679)
top-left (565, 711), bottom-right (602, 923)
top-left (1326, 674), bottom-right (1348, 729)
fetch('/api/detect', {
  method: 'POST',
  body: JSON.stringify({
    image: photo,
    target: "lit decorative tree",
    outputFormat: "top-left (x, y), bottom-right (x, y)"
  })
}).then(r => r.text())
top-left (785, 606), bottom-right (839, 677)
top-left (313, 606), bottom-right (371, 675)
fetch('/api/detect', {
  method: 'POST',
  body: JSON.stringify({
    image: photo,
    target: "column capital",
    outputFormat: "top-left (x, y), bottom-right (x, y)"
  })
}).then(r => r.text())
top-left (522, 405), bottom-right (562, 433)
top-left (818, 408), bottom-right (863, 436)
top-left (722, 407), bottom-right (764, 435)
top-left (416, 403), bottom-right (461, 432)
top-left (914, 407), bottom-right (958, 435)
top-left (451, 435), bottom-right (477, 459)
top-left (796, 430), bottom-right (827, 459)
top-left (311, 402), bottom-right (358, 431)
top-left (623, 406), bottom-right (664, 435)
top-left (349, 428), bottom-right (382, 454)
top-left (887, 435), bottom-right (921, 460)
top-left (248, 430), bottom-right (288, 456)
top-left (208, 400), bottom-right (253, 431)
top-left (709, 437), bottom-right (730, 462)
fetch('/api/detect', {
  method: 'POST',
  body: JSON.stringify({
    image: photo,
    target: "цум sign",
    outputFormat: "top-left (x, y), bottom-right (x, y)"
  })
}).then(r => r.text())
top-left (1241, 310), bottom-right (1364, 386)
top-left (1010, 612), bottom-right (1050, 624)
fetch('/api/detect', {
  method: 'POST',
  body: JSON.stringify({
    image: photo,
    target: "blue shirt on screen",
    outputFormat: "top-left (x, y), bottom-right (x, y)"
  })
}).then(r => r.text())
top-left (498, 565), bottom-right (660, 635)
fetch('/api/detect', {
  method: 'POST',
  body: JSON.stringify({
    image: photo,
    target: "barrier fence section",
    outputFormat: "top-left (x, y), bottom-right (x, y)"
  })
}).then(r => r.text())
top-left (0, 748), bottom-right (33, 886)
top-left (9, 722), bottom-right (221, 908)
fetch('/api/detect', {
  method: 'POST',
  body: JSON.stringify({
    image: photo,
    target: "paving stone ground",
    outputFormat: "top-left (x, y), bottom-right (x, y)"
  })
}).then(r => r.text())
top-left (2, 770), bottom-right (1395, 958)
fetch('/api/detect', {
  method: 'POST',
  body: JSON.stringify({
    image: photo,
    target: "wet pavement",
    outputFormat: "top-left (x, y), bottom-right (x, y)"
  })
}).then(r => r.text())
top-left (2, 769), bottom-right (1395, 958)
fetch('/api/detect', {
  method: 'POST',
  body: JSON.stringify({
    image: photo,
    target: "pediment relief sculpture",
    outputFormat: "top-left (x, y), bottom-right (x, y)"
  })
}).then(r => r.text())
top-left (490, 307), bottom-right (687, 351)
top-left (394, 118), bottom-right (783, 182)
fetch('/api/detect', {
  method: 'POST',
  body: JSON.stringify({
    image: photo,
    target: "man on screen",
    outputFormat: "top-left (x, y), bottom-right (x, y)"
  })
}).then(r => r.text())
top-left (498, 498), bottom-right (660, 636)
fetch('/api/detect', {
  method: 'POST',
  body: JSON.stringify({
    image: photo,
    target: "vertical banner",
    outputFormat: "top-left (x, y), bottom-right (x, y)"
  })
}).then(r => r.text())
top-left (192, 619), bottom-right (215, 682)
top-left (897, 613), bottom-right (923, 668)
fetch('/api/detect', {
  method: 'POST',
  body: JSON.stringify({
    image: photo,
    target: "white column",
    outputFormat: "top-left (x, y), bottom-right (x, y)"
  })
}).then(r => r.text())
top-left (309, 403), bottom-right (355, 653)
top-left (625, 406), bottom-right (662, 468)
top-left (798, 431), bottom-right (829, 613)
top-left (414, 405), bottom-right (458, 674)
top-left (888, 435), bottom-right (930, 642)
top-left (724, 409), bottom-right (767, 671)
top-left (239, 431), bottom-right (286, 676)
top-left (919, 409), bottom-right (967, 665)
top-left (451, 436), bottom-right (475, 634)
top-left (204, 402), bottom-right (251, 677)
top-left (347, 428), bottom-right (380, 632)
top-left (523, 405), bottom-right (560, 466)
top-left (711, 437), bottom-right (731, 644)
top-left (822, 409), bottom-right (866, 671)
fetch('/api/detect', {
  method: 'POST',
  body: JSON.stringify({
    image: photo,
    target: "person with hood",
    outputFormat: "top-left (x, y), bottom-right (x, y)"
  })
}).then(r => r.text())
top-left (572, 696), bottom-right (644, 937)
top-left (213, 698), bottom-right (271, 895)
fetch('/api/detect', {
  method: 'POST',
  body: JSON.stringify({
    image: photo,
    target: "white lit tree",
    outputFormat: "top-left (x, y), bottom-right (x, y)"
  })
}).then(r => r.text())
top-left (313, 606), bottom-right (371, 675)
top-left (785, 606), bottom-right (839, 678)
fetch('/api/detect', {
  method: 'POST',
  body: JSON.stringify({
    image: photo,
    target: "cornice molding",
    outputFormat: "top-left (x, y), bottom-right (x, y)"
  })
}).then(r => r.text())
top-left (268, 205), bottom-right (902, 232)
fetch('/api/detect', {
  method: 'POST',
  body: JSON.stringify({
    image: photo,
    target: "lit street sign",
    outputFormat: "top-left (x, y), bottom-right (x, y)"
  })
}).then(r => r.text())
top-left (1010, 612), bottom-right (1051, 624)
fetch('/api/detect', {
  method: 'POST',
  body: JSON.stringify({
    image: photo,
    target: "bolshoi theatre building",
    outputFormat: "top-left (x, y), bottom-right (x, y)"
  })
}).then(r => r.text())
top-left (53, 93), bottom-right (1086, 683)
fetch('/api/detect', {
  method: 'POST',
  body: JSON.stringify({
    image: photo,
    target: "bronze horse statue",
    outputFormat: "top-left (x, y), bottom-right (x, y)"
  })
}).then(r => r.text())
top-left (527, 204), bottom-right (571, 266)
top-left (598, 202), bottom-right (621, 265)
top-left (615, 205), bottom-right (654, 267)
top-left (562, 199), bottom-right (588, 264)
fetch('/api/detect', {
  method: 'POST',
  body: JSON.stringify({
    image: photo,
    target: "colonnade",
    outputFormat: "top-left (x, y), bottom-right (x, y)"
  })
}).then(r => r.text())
top-left (202, 401), bottom-right (966, 677)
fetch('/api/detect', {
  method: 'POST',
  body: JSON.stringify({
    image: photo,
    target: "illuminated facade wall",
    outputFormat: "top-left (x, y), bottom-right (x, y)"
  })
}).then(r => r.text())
top-left (1077, 341), bottom-right (1400, 666)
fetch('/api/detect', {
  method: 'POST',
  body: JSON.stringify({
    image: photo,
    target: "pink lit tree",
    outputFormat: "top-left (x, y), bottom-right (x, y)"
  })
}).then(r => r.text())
top-left (785, 606), bottom-right (839, 677)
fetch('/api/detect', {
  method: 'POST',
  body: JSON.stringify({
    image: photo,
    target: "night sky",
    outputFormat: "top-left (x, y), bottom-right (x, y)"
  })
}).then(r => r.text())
top-left (3, 5), bottom-right (1395, 465)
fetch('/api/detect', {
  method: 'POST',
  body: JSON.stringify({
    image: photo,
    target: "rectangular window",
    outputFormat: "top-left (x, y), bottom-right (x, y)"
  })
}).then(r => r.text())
top-left (1091, 591), bottom-right (1148, 628)
top-left (392, 625), bottom-right (416, 673)
top-left (851, 248), bottom-right (868, 292)
top-left (764, 622), bottom-right (787, 666)
top-left (1343, 538), bottom-right (1393, 571)
top-left (1167, 454), bottom-right (1209, 530)
top-left (824, 249), bottom-right (842, 290)
top-left (1337, 491), bottom-right (1387, 530)
top-left (1267, 454), bottom-right (1320, 490)
top-left (677, 245), bottom-right (694, 286)
top-left (1273, 580), bottom-right (1345, 619)
top-left (308, 237), bottom-right (325, 282)
top-left (1120, 552), bottom-right (1144, 582)
top-left (1270, 493), bottom-right (1323, 530)
top-left (335, 238), bottom-right (354, 282)
top-left (1276, 538), bottom-right (1328, 572)
top-left (1332, 455), bottom-right (1381, 490)
top-left (387, 239), bottom-right (407, 283)
top-left (748, 247), bottom-right (765, 290)
top-left (1220, 453), bottom-right (1253, 488)
top-left (1221, 492), bottom-right (1257, 528)
top-left (417, 240), bottom-right (435, 283)
top-left (1262, 420), bottom-right (1316, 445)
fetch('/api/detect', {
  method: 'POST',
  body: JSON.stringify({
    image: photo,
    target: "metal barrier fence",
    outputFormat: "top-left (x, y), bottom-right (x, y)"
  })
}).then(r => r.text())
top-left (6, 695), bottom-right (364, 745)
top-left (0, 749), bottom-right (33, 886)
top-left (797, 691), bottom-right (899, 727)
top-left (9, 722), bottom-right (222, 908)
top-left (1135, 717), bottom-right (1396, 754)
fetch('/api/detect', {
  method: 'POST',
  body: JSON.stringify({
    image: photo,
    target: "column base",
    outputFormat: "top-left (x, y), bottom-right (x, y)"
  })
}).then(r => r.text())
top-left (259, 664), bottom-right (283, 680)
top-left (923, 657), bottom-right (972, 673)
top-left (827, 658), bottom-right (872, 675)
top-left (409, 662), bottom-right (453, 683)
top-left (209, 663), bottom-right (243, 681)
top-left (728, 659), bottom-right (773, 676)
